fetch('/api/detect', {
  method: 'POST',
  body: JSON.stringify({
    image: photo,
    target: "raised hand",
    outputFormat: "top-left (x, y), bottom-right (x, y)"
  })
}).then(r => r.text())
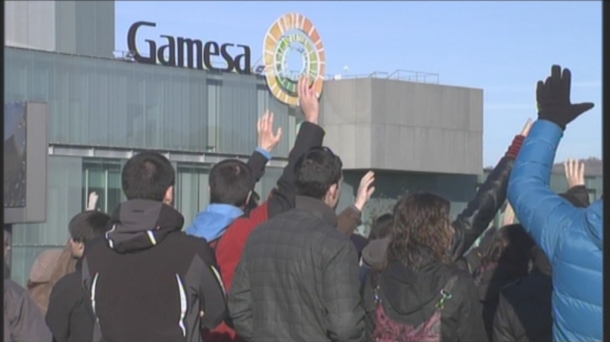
top-left (257, 110), bottom-right (283, 153)
top-left (536, 65), bottom-right (594, 130)
top-left (87, 191), bottom-right (99, 211)
top-left (564, 158), bottom-right (586, 188)
top-left (297, 76), bottom-right (319, 124)
top-left (354, 171), bottom-right (375, 211)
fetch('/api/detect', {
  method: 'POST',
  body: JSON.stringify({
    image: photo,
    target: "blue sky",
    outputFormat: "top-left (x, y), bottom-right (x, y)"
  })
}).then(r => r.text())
top-left (115, 1), bottom-right (602, 167)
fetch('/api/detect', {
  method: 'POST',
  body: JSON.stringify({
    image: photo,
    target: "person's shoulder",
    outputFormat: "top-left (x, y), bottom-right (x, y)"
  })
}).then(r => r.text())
top-left (53, 271), bottom-right (81, 290)
top-left (171, 232), bottom-right (213, 251)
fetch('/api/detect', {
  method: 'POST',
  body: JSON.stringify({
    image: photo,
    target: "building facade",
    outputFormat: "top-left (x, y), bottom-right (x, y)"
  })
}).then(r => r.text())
top-left (4, 1), bottom-right (602, 287)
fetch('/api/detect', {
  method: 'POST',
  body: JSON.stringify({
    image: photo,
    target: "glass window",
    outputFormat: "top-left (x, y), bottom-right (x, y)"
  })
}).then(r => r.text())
top-left (10, 156), bottom-right (83, 286)
top-left (176, 163), bottom-right (212, 230)
top-left (5, 47), bottom-right (295, 157)
top-left (82, 159), bottom-right (123, 213)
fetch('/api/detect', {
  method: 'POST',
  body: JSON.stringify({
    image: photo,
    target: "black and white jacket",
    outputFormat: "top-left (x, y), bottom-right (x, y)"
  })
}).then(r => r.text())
top-left (82, 200), bottom-right (227, 342)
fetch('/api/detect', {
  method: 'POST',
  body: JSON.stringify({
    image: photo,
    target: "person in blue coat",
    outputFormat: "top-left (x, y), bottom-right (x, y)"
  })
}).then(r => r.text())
top-left (508, 65), bottom-right (602, 342)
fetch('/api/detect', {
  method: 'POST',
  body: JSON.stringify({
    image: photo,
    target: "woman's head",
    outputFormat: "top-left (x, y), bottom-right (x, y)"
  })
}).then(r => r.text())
top-left (478, 223), bottom-right (535, 278)
top-left (368, 213), bottom-right (393, 241)
top-left (387, 192), bottom-right (454, 268)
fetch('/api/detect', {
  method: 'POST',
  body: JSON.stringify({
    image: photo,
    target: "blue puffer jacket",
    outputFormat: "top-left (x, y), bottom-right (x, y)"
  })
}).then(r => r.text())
top-left (508, 120), bottom-right (603, 342)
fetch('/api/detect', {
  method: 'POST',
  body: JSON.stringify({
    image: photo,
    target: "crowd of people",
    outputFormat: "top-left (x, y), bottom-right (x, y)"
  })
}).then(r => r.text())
top-left (3, 65), bottom-right (603, 342)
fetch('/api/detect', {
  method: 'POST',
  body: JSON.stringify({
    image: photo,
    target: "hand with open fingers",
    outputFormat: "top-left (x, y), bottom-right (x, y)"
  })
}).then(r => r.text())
top-left (564, 158), bottom-right (586, 188)
top-left (354, 171), bottom-right (375, 212)
top-left (297, 76), bottom-right (319, 124)
top-left (87, 191), bottom-right (99, 211)
top-left (257, 110), bottom-right (283, 153)
top-left (536, 65), bottom-right (594, 130)
top-left (503, 203), bottom-right (516, 226)
top-left (520, 118), bottom-right (533, 137)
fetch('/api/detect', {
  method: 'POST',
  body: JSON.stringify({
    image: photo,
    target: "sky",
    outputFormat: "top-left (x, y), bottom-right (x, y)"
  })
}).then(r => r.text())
top-left (115, 1), bottom-right (602, 167)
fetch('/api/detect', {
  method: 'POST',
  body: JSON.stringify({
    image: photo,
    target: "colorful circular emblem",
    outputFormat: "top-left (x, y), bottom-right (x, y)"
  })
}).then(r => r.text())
top-left (263, 13), bottom-right (326, 107)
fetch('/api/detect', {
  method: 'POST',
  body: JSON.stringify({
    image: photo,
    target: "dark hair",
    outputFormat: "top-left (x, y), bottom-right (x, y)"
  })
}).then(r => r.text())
top-left (69, 211), bottom-right (112, 243)
top-left (479, 224), bottom-right (535, 265)
top-left (209, 159), bottom-right (254, 207)
top-left (122, 152), bottom-right (175, 201)
top-left (475, 223), bottom-right (535, 283)
top-left (294, 147), bottom-right (343, 199)
top-left (387, 192), bottom-right (453, 269)
top-left (368, 213), bottom-right (393, 240)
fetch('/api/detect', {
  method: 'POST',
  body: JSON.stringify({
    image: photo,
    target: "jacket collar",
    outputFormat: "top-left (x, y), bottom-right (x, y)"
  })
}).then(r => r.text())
top-left (295, 196), bottom-right (338, 227)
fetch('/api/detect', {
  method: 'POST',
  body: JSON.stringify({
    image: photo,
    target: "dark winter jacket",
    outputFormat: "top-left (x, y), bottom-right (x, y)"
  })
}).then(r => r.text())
top-left (493, 247), bottom-right (553, 342)
top-left (46, 259), bottom-right (95, 342)
top-left (229, 196), bottom-right (365, 342)
top-left (208, 122), bottom-right (363, 342)
top-left (4, 278), bottom-right (52, 342)
top-left (362, 258), bottom-right (487, 342)
top-left (456, 184), bottom-right (591, 276)
top-left (82, 200), bottom-right (227, 342)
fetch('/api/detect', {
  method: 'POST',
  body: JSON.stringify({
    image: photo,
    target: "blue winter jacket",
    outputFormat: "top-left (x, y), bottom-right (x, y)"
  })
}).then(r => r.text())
top-left (508, 120), bottom-right (603, 342)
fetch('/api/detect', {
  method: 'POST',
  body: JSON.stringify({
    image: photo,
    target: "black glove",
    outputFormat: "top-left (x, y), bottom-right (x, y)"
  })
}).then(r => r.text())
top-left (536, 65), bottom-right (594, 130)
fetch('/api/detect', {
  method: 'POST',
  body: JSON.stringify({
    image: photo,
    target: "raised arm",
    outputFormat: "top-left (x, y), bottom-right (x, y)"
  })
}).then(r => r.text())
top-left (268, 77), bottom-right (325, 217)
top-left (562, 159), bottom-right (591, 207)
top-left (450, 119), bottom-right (532, 260)
top-left (337, 171), bottom-right (375, 236)
top-left (246, 111), bottom-right (283, 184)
top-left (508, 65), bottom-right (595, 258)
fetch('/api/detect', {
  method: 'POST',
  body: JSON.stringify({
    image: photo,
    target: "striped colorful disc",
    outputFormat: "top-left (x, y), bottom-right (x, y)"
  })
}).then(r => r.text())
top-left (263, 13), bottom-right (326, 107)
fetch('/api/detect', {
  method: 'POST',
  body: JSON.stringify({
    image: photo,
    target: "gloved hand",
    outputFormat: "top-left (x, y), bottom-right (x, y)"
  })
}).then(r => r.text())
top-left (536, 65), bottom-right (594, 130)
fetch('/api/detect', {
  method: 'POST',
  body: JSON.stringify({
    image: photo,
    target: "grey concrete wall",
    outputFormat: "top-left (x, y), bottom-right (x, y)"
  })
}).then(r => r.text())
top-left (321, 78), bottom-right (483, 175)
top-left (5, 1), bottom-right (56, 51)
top-left (5, 1), bottom-right (115, 59)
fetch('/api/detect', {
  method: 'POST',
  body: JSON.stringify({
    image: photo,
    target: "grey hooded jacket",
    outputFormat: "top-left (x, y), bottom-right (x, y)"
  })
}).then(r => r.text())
top-left (4, 277), bottom-right (52, 342)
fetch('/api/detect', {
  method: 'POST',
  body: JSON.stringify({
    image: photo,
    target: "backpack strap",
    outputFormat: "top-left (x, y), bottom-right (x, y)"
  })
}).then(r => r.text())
top-left (435, 275), bottom-right (459, 310)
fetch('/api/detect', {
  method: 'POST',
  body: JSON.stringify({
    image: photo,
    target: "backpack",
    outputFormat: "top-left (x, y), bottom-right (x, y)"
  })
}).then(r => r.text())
top-left (372, 274), bottom-right (458, 342)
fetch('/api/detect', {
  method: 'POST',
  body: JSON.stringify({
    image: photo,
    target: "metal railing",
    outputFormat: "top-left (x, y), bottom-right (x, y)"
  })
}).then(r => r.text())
top-left (325, 69), bottom-right (440, 84)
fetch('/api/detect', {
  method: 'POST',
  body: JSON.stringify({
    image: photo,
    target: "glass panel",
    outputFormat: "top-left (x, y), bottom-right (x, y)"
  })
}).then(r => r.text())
top-left (10, 156), bottom-right (83, 286)
top-left (176, 163), bottom-right (212, 230)
top-left (5, 47), bottom-right (294, 157)
top-left (82, 159), bottom-right (123, 213)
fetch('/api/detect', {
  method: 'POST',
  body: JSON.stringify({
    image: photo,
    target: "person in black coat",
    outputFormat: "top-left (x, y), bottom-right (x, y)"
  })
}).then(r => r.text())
top-left (46, 210), bottom-right (111, 342)
top-left (362, 192), bottom-right (488, 342)
top-left (492, 181), bottom-right (590, 342)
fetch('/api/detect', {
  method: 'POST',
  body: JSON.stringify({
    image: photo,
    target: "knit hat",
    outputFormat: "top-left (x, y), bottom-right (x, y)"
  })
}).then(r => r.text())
top-left (29, 249), bottom-right (63, 283)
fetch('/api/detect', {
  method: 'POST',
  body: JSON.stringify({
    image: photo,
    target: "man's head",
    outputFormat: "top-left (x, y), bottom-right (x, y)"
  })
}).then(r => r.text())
top-left (294, 147), bottom-right (343, 209)
top-left (68, 211), bottom-right (112, 258)
top-left (122, 152), bottom-right (175, 205)
top-left (209, 159), bottom-right (254, 208)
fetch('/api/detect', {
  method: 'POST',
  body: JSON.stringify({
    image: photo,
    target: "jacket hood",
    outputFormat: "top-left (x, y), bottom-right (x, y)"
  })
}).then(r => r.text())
top-left (585, 200), bottom-right (603, 250)
top-left (380, 260), bottom-right (454, 325)
top-left (106, 200), bottom-right (184, 254)
top-left (362, 235), bottom-right (391, 270)
top-left (185, 204), bottom-right (243, 242)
